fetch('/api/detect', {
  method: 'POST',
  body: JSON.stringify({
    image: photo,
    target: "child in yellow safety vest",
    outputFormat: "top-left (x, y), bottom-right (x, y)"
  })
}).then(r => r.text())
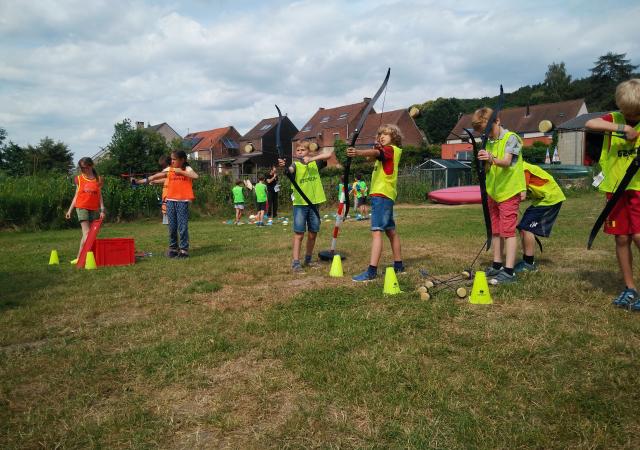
top-left (347, 124), bottom-right (405, 282)
top-left (65, 157), bottom-right (105, 262)
top-left (278, 141), bottom-right (333, 272)
top-left (472, 107), bottom-right (526, 285)
top-left (585, 78), bottom-right (640, 309)
top-left (515, 162), bottom-right (565, 272)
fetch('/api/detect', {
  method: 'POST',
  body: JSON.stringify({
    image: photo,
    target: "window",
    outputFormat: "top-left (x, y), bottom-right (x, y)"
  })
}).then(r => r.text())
top-left (222, 137), bottom-right (239, 149)
top-left (338, 113), bottom-right (348, 120)
top-left (260, 124), bottom-right (272, 131)
top-left (302, 125), bottom-right (312, 132)
top-left (333, 133), bottom-right (340, 141)
top-left (456, 151), bottom-right (473, 161)
top-left (320, 116), bottom-right (330, 123)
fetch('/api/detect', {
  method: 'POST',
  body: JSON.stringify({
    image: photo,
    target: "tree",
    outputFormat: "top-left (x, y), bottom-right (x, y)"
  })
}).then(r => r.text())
top-left (590, 52), bottom-right (638, 83)
top-left (0, 142), bottom-right (28, 176)
top-left (99, 119), bottom-right (170, 176)
top-left (544, 62), bottom-right (572, 102)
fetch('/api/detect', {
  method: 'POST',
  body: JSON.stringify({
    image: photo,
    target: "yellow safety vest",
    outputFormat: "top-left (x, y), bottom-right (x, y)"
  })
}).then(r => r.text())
top-left (599, 112), bottom-right (640, 193)
top-left (523, 162), bottom-right (566, 207)
top-left (485, 131), bottom-right (526, 202)
top-left (293, 161), bottom-right (326, 205)
top-left (370, 145), bottom-right (402, 201)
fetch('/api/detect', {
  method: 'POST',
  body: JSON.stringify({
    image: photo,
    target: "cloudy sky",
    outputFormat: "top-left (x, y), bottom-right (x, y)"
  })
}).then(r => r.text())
top-left (1, 0), bottom-right (639, 159)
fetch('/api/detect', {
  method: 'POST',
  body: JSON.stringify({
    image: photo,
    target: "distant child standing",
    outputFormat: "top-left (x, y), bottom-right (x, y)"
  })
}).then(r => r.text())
top-left (255, 175), bottom-right (268, 226)
top-left (266, 166), bottom-right (279, 218)
top-left (473, 107), bottom-right (526, 285)
top-left (65, 157), bottom-right (105, 262)
top-left (232, 180), bottom-right (245, 225)
top-left (353, 173), bottom-right (369, 219)
top-left (134, 150), bottom-right (198, 258)
top-left (278, 141), bottom-right (333, 272)
top-left (347, 124), bottom-right (404, 281)
top-left (515, 162), bottom-right (565, 272)
top-left (585, 78), bottom-right (640, 308)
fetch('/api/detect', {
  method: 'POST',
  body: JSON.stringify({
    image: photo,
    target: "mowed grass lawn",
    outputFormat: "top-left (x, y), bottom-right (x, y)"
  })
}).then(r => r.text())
top-left (2, 192), bottom-right (640, 449)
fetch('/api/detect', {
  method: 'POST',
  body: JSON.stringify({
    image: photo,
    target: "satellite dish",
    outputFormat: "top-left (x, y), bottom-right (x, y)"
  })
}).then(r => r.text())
top-left (309, 142), bottom-right (319, 152)
top-left (244, 144), bottom-right (254, 153)
top-left (538, 120), bottom-right (554, 133)
top-left (409, 106), bottom-right (420, 118)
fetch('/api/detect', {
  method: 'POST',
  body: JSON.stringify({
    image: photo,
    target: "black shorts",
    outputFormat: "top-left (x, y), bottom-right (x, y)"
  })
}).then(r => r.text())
top-left (517, 202), bottom-right (562, 237)
top-left (257, 202), bottom-right (266, 212)
top-left (356, 196), bottom-right (367, 207)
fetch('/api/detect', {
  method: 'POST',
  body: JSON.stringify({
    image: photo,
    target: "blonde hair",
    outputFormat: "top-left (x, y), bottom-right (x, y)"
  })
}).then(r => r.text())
top-left (471, 107), bottom-right (494, 132)
top-left (615, 79), bottom-right (640, 117)
top-left (296, 140), bottom-right (313, 152)
top-left (377, 124), bottom-right (403, 146)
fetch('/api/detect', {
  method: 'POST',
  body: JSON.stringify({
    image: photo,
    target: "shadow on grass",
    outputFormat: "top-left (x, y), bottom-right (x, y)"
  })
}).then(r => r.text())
top-left (189, 244), bottom-right (224, 257)
top-left (0, 269), bottom-right (65, 312)
top-left (577, 269), bottom-right (620, 294)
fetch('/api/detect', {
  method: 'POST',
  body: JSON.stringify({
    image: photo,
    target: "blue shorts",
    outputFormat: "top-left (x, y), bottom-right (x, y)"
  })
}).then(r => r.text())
top-left (293, 205), bottom-right (321, 233)
top-left (370, 195), bottom-right (395, 231)
top-left (517, 202), bottom-right (562, 237)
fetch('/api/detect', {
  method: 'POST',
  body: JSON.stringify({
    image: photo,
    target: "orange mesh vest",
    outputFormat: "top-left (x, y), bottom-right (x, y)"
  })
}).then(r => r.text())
top-left (165, 168), bottom-right (194, 201)
top-left (75, 175), bottom-right (101, 210)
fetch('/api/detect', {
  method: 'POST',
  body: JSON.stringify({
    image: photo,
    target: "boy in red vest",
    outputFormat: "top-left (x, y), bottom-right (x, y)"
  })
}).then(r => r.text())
top-left (585, 78), bottom-right (640, 308)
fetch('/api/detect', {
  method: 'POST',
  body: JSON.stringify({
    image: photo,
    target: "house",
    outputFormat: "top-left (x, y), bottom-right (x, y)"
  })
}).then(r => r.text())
top-left (136, 121), bottom-right (182, 145)
top-left (556, 112), bottom-right (609, 166)
top-left (182, 126), bottom-right (242, 176)
top-left (293, 100), bottom-right (426, 166)
top-left (442, 99), bottom-right (588, 161)
top-left (237, 115), bottom-right (298, 181)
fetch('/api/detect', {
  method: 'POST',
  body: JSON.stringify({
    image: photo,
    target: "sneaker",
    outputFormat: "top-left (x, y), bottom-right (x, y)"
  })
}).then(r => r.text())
top-left (631, 298), bottom-right (640, 311)
top-left (352, 270), bottom-right (377, 282)
top-left (613, 288), bottom-right (637, 307)
top-left (489, 269), bottom-right (516, 285)
top-left (177, 250), bottom-right (189, 259)
top-left (393, 265), bottom-right (407, 275)
top-left (292, 262), bottom-right (305, 273)
top-left (514, 260), bottom-right (537, 273)
top-left (166, 249), bottom-right (179, 258)
top-left (485, 265), bottom-right (503, 277)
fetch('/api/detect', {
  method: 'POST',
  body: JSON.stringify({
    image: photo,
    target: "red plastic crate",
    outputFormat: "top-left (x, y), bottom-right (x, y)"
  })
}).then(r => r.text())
top-left (93, 238), bottom-right (135, 267)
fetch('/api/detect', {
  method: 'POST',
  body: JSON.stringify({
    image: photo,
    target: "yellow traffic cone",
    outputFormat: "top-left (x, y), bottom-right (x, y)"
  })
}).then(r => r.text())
top-left (329, 254), bottom-right (343, 277)
top-left (469, 271), bottom-right (492, 304)
top-left (48, 249), bottom-right (59, 265)
top-left (383, 267), bottom-right (402, 295)
top-left (85, 251), bottom-right (97, 270)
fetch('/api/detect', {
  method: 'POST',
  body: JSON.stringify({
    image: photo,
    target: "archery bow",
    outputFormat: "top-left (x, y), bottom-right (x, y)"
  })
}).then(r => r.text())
top-left (342, 67), bottom-right (391, 219)
top-left (275, 104), bottom-right (320, 219)
top-left (463, 84), bottom-right (505, 251)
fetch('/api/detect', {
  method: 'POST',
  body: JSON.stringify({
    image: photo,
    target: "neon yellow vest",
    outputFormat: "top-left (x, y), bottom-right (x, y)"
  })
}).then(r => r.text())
top-left (599, 112), bottom-right (640, 193)
top-left (523, 162), bottom-right (566, 207)
top-left (293, 161), bottom-right (326, 205)
top-left (370, 145), bottom-right (402, 201)
top-left (255, 182), bottom-right (267, 202)
top-left (232, 185), bottom-right (244, 203)
top-left (485, 131), bottom-right (526, 202)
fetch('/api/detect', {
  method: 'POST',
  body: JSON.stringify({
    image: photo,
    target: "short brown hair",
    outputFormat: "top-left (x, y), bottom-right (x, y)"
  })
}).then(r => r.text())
top-left (377, 124), bottom-right (403, 146)
top-left (295, 140), bottom-right (312, 152)
top-left (471, 107), bottom-right (494, 132)
top-left (615, 79), bottom-right (640, 117)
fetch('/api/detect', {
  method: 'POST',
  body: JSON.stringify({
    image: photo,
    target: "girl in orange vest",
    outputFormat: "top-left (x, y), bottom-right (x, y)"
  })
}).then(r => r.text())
top-left (65, 157), bottom-right (105, 262)
top-left (133, 150), bottom-right (198, 258)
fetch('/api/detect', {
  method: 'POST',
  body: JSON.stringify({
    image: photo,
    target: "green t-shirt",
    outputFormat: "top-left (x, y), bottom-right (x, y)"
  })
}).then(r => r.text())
top-left (255, 182), bottom-right (268, 203)
top-left (232, 185), bottom-right (245, 203)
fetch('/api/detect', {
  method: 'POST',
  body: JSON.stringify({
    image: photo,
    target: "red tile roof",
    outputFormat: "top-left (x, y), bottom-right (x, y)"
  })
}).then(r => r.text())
top-left (293, 101), bottom-right (370, 142)
top-left (183, 127), bottom-right (232, 152)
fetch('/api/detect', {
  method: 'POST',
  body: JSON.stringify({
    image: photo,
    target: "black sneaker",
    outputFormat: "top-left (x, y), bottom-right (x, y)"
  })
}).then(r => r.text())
top-left (166, 249), bottom-right (179, 258)
top-left (177, 250), bottom-right (189, 258)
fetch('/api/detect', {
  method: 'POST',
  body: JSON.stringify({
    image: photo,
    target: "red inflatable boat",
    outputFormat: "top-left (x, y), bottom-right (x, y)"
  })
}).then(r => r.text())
top-left (428, 185), bottom-right (481, 205)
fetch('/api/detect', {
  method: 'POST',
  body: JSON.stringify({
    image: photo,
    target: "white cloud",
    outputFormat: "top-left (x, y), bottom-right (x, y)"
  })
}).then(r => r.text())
top-left (0, 0), bottom-right (638, 160)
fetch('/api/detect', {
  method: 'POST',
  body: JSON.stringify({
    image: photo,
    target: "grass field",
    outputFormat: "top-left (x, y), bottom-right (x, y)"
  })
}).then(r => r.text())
top-left (2, 192), bottom-right (640, 449)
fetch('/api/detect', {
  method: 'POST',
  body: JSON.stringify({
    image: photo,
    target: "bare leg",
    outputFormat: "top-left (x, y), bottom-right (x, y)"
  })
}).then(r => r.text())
top-left (306, 232), bottom-right (317, 256)
top-left (386, 228), bottom-right (402, 261)
top-left (504, 236), bottom-right (518, 269)
top-left (76, 221), bottom-right (91, 258)
top-left (520, 230), bottom-right (536, 257)
top-left (293, 232), bottom-right (304, 261)
top-left (616, 235), bottom-right (635, 289)
top-left (369, 231), bottom-right (384, 267)
top-left (491, 235), bottom-right (503, 264)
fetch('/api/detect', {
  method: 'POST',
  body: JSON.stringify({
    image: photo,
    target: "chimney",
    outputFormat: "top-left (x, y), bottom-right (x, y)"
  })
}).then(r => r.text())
top-left (136, 121), bottom-right (144, 130)
top-left (363, 97), bottom-right (371, 103)
top-left (525, 104), bottom-right (530, 117)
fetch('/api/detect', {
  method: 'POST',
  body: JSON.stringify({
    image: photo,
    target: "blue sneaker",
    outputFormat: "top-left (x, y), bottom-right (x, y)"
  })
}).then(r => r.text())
top-left (393, 265), bottom-right (407, 274)
top-left (613, 288), bottom-right (637, 307)
top-left (631, 298), bottom-right (640, 311)
top-left (352, 270), bottom-right (377, 282)
top-left (485, 265), bottom-right (503, 277)
top-left (489, 269), bottom-right (516, 285)
top-left (514, 260), bottom-right (537, 273)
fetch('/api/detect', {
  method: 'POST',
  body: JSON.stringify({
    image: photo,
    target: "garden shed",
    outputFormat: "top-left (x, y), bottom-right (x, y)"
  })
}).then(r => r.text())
top-left (411, 159), bottom-right (472, 190)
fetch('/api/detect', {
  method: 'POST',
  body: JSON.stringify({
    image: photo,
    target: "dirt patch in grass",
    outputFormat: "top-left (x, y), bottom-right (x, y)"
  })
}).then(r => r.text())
top-left (152, 351), bottom-right (311, 448)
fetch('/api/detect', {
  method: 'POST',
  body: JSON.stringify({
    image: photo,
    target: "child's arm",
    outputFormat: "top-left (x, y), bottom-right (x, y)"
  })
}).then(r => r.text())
top-left (278, 158), bottom-right (295, 174)
top-left (346, 146), bottom-right (380, 159)
top-left (98, 186), bottom-right (106, 219)
top-left (133, 171), bottom-right (168, 185)
top-left (303, 149), bottom-right (334, 163)
top-left (65, 184), bottom-right (80, 219)
top-left (175, 166), bottom-right (199, 179)
top-left (585, 117), bottom-right (639, 141)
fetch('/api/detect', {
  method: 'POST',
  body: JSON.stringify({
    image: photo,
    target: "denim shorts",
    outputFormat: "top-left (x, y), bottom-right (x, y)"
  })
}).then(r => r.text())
top-left (370, 196), bottom-right (395, 231)
top-left (293, 205), bottom-right (321, 233)
top-left (517, 202), bottom-right (562, 237)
